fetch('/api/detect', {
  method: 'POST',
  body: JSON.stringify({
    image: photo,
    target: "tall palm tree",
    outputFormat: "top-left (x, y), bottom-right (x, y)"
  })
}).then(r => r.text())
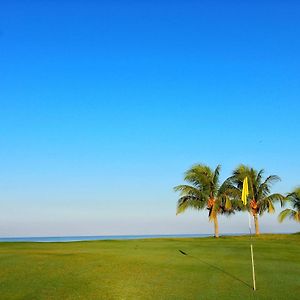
top-left (230, 165), bottom-right (284, 235)
top-left (174, 164), bottom-right (238, 238)
top-left (278, 187), bottom-right (300, 223)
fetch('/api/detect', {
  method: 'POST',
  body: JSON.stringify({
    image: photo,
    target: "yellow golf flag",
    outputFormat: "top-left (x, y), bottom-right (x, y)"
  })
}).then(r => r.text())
top-left (242, 176), bottom-right (249, 206)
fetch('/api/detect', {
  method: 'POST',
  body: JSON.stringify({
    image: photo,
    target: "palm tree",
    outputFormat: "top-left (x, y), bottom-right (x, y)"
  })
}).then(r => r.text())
top-left (174, 164), bottom-right (238, 238)
top-left (278, 187), bottom-right (300, 223)
top-left (230, 165), bottom-right (284, 235)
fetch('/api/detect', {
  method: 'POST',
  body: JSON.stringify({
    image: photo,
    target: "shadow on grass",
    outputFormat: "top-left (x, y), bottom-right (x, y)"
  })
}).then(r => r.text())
top-left (178, 249), bottom-right (253, 290)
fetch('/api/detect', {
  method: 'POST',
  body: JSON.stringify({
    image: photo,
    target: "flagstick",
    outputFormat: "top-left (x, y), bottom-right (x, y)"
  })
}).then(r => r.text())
top-left (250, 244), bottom-right (256, 290)
top-left (243, 177), bottom-right (257, 291)
top-left (248, 212), bottom-right (256, 291)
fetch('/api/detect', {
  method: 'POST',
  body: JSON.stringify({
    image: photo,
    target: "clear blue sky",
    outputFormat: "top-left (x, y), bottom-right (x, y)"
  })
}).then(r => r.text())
top-left (0, 0), bottom-right (299, 236)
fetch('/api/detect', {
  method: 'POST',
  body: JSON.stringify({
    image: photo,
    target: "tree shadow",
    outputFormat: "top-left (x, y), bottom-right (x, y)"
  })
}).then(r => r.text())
top-left (178, 250), bottom-right (253, 289)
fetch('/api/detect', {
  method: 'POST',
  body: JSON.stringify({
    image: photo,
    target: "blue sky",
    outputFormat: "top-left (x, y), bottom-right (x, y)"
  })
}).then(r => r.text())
top-left (0, 0), bottom-right (299, 236)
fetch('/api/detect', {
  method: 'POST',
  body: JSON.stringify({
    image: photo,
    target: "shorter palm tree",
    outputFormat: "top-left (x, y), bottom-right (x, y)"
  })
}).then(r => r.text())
top-left (174, 164), bottom-right (238, 238)
top-left (278, 187), bottom-right (300, 223)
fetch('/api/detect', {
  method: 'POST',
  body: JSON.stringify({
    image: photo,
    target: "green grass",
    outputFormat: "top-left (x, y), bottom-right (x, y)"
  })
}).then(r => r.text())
top-left (0, 234), bottom-right (299, 299)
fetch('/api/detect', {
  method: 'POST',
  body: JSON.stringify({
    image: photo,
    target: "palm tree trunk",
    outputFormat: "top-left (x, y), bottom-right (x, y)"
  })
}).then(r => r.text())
top-left (253, 214), bottom-right (260, 235)
top-left (213, 216), bottom-right (219, 238)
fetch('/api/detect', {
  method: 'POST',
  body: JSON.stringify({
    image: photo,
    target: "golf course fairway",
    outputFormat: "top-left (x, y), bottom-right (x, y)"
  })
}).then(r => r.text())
top-left (0, 234), bottom-right (299, 299)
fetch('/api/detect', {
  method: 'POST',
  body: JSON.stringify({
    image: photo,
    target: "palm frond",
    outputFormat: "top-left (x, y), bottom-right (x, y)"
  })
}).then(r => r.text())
top-left (267, 199), bottom-right (275, 214)
top-left (176, 196), bottom-right (205, 214)
top-left (286, 187), bottom-right (300, 211)
top-left (258, 193), bottom-right (284, 214)
top-left (174, 184), bottom-right (205, 197)
top-left (212, 165), bottom-right (221, 192)
top-left (184, 165), bottom-right (212, 190)
top-left (263, 175), bottom-right (281, 185)
top-left (278, 209), bottom-right (300, 223)
top-left (256, 169), bottom-right (264, 186)
top-left (264, 193), bottom-right (285, 205)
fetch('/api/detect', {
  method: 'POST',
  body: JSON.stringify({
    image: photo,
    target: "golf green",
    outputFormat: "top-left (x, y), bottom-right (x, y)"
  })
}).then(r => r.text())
top-left (0, 234), bottom-right (299, 299)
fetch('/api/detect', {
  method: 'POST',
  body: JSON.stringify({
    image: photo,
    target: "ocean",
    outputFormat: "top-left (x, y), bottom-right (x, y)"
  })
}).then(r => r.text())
top-left (0, 234), bottom-right (214, 242)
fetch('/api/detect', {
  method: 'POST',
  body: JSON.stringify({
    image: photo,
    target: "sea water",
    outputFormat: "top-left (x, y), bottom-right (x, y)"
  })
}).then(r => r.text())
top-left (0, 234), bottom-right (215, 242)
